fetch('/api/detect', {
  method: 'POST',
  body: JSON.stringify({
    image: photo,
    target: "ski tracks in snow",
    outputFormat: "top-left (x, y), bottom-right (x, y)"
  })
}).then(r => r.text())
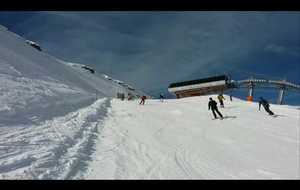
top-left (84, 98), bottom-right (299, 179)
top-left (85, 100), bottom-right (205, 179)
top-left (0, 98), bottom-right (111, 179)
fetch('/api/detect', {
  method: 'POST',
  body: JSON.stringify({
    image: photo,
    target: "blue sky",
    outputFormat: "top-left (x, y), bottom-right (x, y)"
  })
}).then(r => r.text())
top-left (0, 11), bottom-right (299, 104)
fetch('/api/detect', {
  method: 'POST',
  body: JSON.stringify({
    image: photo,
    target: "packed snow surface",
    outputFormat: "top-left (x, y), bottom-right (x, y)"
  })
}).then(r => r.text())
top-left (0, 98), bottom-right (110, 179)
top-left (83, 95), bottom-right (299, 179)
top-left (1, 96), bottom-right (299, 179)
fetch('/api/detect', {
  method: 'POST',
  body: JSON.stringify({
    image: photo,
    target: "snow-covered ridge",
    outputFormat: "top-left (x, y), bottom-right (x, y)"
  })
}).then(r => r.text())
top-left (63, 61), bottom-right (137, 92)
top-left (0, 25), bottom-right (7, 31)
top-left (0, 25), bottom-right (139, 127)
top-left (25, 40), bottom-right (42, 51)
top-left (64, 62), bottom-right (94, 73)
top-left (62, 60), bottom-right (139, 92)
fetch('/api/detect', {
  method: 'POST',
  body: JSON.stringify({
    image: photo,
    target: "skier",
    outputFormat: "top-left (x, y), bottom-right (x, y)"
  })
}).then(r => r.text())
top-left (159, 93), bottom-right (164, 102)
top-left (121, 93), bottom-right (125, 101)
top-left (128, 93), bottom-right (133, 100)
top-left (208, 97), bottom-right (223, 119)
top-left (258, 97), bottom-right (274, 115)
top-left (217, 94), bottom-right (225, 108)
top-left (139, 95), bottom-right (147, 105)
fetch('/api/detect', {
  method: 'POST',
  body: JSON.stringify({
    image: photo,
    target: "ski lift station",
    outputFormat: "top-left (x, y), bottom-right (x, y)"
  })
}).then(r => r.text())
top-left (168, 75), bottom-right (300, 105)
top-left (168, 75), bottom-right (229, 99)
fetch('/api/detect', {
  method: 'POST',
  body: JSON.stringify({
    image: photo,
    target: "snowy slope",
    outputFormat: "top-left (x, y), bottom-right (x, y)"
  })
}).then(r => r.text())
top-left (0, 25), bottom-right (131, 127)
top-left (84, 95), bottom-right (300, 179)
top-left (1, 25), bottom-right (299, 179)
top-left (0, 98), bottom-right (110, 179)
top-left (0, 25), bottom-right (141, 179)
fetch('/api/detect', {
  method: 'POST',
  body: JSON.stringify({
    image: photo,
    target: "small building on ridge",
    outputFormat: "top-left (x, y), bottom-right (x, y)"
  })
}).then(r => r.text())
top-left (168, 75), bottom-right (229, 98)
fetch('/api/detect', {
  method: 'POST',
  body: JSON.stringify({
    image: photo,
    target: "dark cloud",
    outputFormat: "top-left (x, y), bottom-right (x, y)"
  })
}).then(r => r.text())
top-left (0, 11), bottom-right (299, 103)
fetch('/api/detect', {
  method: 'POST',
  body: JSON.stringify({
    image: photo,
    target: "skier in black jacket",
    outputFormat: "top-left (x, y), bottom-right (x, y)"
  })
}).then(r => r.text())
top-left (159, 93), bottom-right (164, 102)
top-left (258, 97), bottom-right (274, 115)
top-left (208, 97), bottom-right (223, 119)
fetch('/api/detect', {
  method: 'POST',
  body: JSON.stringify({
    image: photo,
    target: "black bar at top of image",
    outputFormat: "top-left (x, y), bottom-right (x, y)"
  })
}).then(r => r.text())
top-left (0, 0), bottom-right (299, 11)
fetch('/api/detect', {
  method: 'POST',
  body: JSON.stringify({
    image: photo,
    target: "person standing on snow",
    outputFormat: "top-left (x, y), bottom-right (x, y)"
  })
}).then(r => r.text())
top-left (128, 93), bottom-right (133, 100)
top-left (139, 95), bottom-right (147, 105)
top-left (258, 97), bottom-right (274, 115)
top-left (217, 94), bottom-right (225, 108)
top-left (121, 93), bottom-right (125, 101)
top-left (208, 97), bottom-right (223, 119)
top-left (159, 93), bottom-right (164, 102)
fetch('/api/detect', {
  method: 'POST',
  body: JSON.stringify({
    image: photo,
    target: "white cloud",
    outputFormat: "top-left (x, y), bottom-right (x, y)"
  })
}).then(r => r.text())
top-left (264, 44), bottom-right (286, 53)
top-left (264, 44), bottom-right (300, 56)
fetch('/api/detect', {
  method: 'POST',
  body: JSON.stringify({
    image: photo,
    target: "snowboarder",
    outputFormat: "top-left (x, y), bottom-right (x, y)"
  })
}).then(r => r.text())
top-left (159, 93), bottom-right (164, 102)
top-left (139, 95), bottom-right (147, 105)
top-left (208, 97), bottom-right (223, 119)
top-left (258, 97), bottom-right (274, 115)
top-left (217, 94), bottom-right (225, 108)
